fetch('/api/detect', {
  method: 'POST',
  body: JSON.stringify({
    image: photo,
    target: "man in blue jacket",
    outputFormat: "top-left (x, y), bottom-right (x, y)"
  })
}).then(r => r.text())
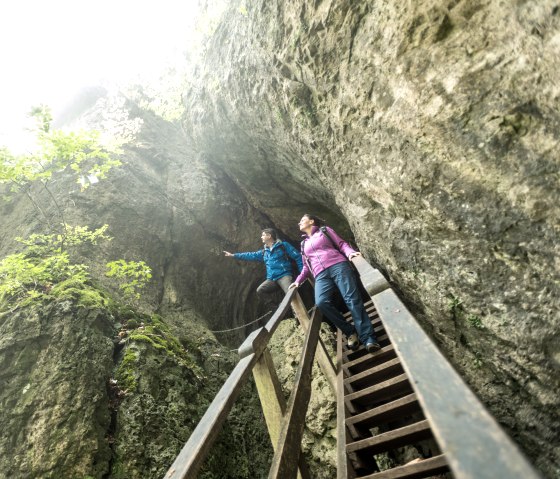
top-left (224, 228), bottom-right (303, 300)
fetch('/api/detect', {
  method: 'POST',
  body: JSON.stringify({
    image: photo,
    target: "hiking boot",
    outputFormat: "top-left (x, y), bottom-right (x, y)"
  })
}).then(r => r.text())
top-left (366, 340), bottom-right (381, 354)
top-left (347, 333), bottom-right (359, 350)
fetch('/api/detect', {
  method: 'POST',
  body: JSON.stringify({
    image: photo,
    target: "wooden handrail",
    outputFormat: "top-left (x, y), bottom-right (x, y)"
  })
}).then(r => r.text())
top-left (351, 256), bottom-right (541, 479)
top-left (164, 286), bottom-right (335, 479)
top-left (164, 289), bottom-right (297, 479)
top-left (164, 255), bottom-right (541, 479)
top-left (290, 292), bottom-right (337, 392)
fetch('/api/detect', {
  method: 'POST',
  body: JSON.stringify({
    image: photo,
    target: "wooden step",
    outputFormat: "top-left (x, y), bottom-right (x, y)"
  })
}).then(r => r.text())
top-left (343, 321), bottom-right (382, 337)
top-left (342, 301), bottom-right (377, 318)
top-left (346, 374), bottom-right (412, 407)
top-left (343, 332), bottom-right (390, 359)
top-left (344, 310), bottom-right (380, 323)
top-left (344, 358), bottom-right (405, 391)
top-left (347, 419), bottom-right (433, 456)
top-left (345, 344), bottom-right (398, 374)
top-left (347, 394), bottom-right (420, 430)
top-left (343, 322), bottom-right (385, 345)
top-left (361, 455), bottom-right (449, 479)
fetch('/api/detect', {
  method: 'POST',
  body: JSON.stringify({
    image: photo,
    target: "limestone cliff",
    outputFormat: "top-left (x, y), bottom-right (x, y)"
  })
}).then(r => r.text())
top-left (0, 0), bottom-right (558, 477)
top-left (177, 0), bottom-right (559, 475)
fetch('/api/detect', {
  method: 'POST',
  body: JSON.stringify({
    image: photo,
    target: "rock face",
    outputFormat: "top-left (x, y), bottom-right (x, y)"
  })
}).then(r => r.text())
top-left (177, 0), bottom-right (559, 475)
top-left (0, 0), bottom-right (559, 477)
top-left (110, 311), bottom-right (273, 479)
top-left (0, 302), bottom-right (115, 478)
top-left (0, 294), bottom-right (275, 479)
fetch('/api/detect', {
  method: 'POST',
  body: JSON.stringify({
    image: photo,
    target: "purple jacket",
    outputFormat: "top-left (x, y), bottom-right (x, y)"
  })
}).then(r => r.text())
top-left (295, 226), bottom-right (356, 284)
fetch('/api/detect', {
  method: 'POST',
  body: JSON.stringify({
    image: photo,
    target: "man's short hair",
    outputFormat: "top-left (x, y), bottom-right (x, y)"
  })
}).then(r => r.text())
top-left (262, 228), bottom-right (277, 241)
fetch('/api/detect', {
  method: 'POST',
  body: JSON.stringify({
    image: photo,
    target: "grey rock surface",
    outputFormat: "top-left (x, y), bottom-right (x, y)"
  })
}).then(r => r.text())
top-left (177, 0), bottom-right (559, 475)
top-left (0, 0), bottom-right (558, 477)
top-left (0, 303), bottom-right (115, 478)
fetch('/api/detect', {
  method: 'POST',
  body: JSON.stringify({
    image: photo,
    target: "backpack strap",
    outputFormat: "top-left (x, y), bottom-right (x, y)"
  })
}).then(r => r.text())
top-left (300, 238), bottom-right (313, 272)
top-left (319, 226), bottom-right (341, 253)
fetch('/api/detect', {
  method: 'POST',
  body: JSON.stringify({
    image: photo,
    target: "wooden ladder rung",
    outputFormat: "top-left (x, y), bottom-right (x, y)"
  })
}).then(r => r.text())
top-left (347, 419), bottom-right (433, 456)
top-left (343, 333), bottom-right (390, 360)
top-left (343, 303), bottom-right (377, 318)
top-left (346, 373), bottom-right (412, 407)
top-left (345, 345), bottom-right (397, 374)
top-left (344, 358), bottom-right (404, 390)
top-left (361, 455), bottom-right (449, 479)
top-left (347, 393), bottom-right (420, 430)
top-left (344, 312), bottom-right (380, 324)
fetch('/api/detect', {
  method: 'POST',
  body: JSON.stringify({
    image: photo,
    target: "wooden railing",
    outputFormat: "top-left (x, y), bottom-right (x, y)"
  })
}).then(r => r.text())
top-left (349, 256), bottom-right (541, 479)
top-left (164, 286), bottom-right (336, 479)
top-left (164, 256), bottom-right (541, 479)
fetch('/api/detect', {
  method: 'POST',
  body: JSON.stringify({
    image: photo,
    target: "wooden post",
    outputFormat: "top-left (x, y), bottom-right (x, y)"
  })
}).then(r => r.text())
top-left (291, 292), bottom-right (337, 393)
top-left (253, 348), bottom-right (311, 479)
top-left (164, 354), bottom-right (257, 479)
top-left (336, 328), bottom-right (348, 479)
top-left (269, 308), bottom-right (323, 478)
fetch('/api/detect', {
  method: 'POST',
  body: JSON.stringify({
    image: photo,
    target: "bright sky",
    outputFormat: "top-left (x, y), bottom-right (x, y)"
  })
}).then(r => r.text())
top-left (0, 0), bottom-right (203, 151)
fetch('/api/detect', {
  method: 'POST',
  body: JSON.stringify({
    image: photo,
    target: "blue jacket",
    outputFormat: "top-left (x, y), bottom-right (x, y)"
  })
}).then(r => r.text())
top-left (234, 240), bottom-right (303, 281)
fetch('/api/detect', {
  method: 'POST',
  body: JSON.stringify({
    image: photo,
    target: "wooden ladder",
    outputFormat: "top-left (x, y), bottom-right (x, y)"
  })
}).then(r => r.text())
top-left (165, 257), bottom-right (542, 479)
top-left (338, 299), bottom-right (449, 478)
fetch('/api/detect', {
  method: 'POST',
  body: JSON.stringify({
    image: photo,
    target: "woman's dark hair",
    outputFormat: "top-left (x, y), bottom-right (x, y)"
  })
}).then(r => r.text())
top-left (302, 214), bottom-right (325, 226)
top-left (261, 228), bottom-right (278, 241)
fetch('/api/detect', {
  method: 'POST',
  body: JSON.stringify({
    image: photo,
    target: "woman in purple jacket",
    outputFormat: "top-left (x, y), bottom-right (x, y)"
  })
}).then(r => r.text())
top-left (289, 214), bottom-right (380, 353)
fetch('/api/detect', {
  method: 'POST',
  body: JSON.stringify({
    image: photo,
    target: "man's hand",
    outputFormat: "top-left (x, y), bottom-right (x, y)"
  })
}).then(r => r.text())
top-left (348, 252), bottom-right (362, 260)
top-left (223, 251), bottom-right (234, 257)
top-left (288, 282), bottom-right (300, 290)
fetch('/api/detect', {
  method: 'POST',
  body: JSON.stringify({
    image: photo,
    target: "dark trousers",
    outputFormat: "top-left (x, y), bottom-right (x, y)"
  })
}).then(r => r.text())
top-left (256, 275), bottom-right (292, 295)
top-left (314, 262), bottom-right (375, 344)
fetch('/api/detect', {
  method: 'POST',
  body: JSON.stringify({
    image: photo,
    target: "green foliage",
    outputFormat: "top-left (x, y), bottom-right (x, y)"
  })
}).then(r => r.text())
top-left (43, 128), bottom-right (121, 189)
top-left (0, 226), bottom-right (148, 309)
top-left (447, 294), bottom-right (464, 316)
top-left (28, 104), bottom-right (53, 133)
top-left (106, 260), bottom-right (152, 299)
top-left (16, 224), bottom-right (111, 255)
top-left (116, 349), bottom-right (139, 392)
top-left (50, 276), bottom-right (112, 309)
top-left (0, 106), bottom-right (152, 310)
top-left (467, 314), bottom-right (484, 329)
top-left (472, 351), bottom-right (484, 369)
top-left (109, 261), bottom-right (151, 298)
top-left (0, 106), bottom-right (121, 193)
top-left (0, 226), bottom-right (110, 301)
top-left (447, 294), bottom-right (486, 331)
top-left (116, 313), bottom-right (204, 394)
top-left (0, 250), bottom-right (83, 300)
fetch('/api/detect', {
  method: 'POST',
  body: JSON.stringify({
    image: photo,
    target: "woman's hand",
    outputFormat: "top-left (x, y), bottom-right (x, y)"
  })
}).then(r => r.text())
top-left (288, 282), bottom-right (300, 290)
top-left (223, 251), bottom-right (234, 257)
top-left (349, 252), bottom-right (362, 260)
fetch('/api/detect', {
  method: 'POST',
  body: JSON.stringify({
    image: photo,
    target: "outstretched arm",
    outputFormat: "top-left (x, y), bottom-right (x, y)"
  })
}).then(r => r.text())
top-left (230, 250), bottom-right (265, 262)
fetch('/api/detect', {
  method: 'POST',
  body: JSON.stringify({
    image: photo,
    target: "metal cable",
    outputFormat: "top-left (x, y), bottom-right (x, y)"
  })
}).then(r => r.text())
top-left (210, 310), bottom-right (273, 333)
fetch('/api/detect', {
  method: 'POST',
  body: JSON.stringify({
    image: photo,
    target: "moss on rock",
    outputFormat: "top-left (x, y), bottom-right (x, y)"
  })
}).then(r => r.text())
top-left (111, 309), bottom-right (272, 478)
top-left (0, 298), bottom-right (115, 478)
